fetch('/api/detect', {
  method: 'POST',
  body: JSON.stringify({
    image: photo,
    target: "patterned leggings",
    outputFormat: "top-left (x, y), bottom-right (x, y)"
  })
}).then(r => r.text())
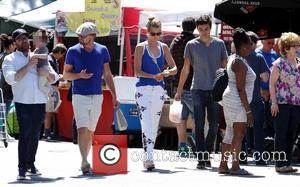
top-left (135, 85), bottom-right (165, 161)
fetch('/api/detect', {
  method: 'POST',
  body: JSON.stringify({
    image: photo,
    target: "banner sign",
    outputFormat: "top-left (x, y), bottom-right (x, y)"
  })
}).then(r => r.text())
top-left (55, 0), bottom-right (121, 37)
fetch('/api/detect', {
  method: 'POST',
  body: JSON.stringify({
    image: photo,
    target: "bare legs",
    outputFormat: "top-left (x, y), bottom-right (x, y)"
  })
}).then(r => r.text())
top-left (176, 121), bottom-right (187, 144)
top-left (77, 127), bottom-right (93, 167)
top-left (219, 122), bottom-right (247, 173)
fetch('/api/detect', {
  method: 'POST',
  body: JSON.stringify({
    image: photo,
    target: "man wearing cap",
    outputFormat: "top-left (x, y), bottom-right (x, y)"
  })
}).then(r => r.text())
top-left (63, 22), bottom-right (119, 174)
top-left (2, 29), bottom-right (59, 180)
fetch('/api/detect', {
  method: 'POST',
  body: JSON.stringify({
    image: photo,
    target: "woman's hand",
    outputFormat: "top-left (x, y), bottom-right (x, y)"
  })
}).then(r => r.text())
top-left (271, 103), bottom-right (279, 117)
top-left (154, 73), bottom-right (164, 81)
top-left (246, 112), bottom-right (254, 127)
top-left (162, 69), bottom-right (170, 77)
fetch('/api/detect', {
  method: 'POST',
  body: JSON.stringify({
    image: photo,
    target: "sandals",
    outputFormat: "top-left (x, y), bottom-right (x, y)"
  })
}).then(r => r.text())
top-left (81, 163), bottom-right (92, 175)
top-left (230, 168), bottom-right (252, 175)
top-left (143, 160), bottom-right (155, 171)
top-left (218, 167), bottom-right (230, 174)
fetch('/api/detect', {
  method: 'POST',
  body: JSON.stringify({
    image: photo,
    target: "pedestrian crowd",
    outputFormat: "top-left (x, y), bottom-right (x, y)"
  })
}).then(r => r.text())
top-left (1, 13), bottom-right (300, 180)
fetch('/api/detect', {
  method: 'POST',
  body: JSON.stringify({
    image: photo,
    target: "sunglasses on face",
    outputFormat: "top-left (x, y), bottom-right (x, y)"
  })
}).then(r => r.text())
top-left (150, 32), bottom-right (162, 36)
top-left (78, 34), bottom-right (89, 39)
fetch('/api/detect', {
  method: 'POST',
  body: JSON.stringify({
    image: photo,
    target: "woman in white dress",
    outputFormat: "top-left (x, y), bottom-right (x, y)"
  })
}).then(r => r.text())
top-left (218, 28), bottom-right (256, 175)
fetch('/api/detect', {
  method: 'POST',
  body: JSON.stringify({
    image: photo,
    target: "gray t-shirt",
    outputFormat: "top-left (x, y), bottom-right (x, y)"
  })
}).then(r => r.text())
top-left (184, 37), bottom-right (228, 90)
top-left (35, 46), bottom-right (49, 68)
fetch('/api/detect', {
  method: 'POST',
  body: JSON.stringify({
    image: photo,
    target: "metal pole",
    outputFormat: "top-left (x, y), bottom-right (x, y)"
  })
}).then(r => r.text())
top-left (119, 27), bottom-right (125, 76)
top-left (137, 27), bottom-right (141, 44)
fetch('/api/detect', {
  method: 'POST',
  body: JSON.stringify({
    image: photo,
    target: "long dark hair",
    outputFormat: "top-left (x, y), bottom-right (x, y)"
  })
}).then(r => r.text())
top-left (0, 33), bottom-right (14, 50)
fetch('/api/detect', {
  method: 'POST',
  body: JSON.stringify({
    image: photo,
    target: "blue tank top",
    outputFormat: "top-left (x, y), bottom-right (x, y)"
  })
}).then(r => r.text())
top-left (136, 41), bottom-right (165, 88)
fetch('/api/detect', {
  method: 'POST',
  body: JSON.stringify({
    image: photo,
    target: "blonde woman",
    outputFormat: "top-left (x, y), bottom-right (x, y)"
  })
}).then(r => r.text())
top-left (134, 17), bottom-right (177, 170)
top-left (270, 32), bottom-right (300, 173)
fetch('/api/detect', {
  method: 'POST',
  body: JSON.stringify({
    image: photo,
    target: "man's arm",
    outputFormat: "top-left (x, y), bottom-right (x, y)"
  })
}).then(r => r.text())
top-left (103, 63), bottom-right (119, 108)
top-left (2, 55), bottom-right (38, 84)
top-left (174, 57), bottom-right (190, 101)
top-left (63, 64), bottom-right (93, 80)
top-left (32, 53), bottom-right (48, 60)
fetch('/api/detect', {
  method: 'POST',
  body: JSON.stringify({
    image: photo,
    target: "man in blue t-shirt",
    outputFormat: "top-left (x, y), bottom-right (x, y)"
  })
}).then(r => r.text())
top-left (245, 31), bottom-right (270, 165)
top-left (63, 22), bottom-right (119, 175)
top-left (255, 39), bottom-right (280, 138)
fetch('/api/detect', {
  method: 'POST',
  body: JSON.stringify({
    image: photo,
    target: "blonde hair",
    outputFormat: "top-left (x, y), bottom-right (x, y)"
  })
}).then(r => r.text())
top-left (279, 32), bottom-right (300, 56)
top-left (32, 29), bottom-right (49, 43)
top-left (146, 17), bottom-right (161, 31)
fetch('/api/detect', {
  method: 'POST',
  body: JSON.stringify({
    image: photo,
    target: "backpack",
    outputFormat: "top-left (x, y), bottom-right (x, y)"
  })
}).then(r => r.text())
top-left (0, 52), bottom-right (13, 101)
top-left (212, 68), bottom-right (228, 102)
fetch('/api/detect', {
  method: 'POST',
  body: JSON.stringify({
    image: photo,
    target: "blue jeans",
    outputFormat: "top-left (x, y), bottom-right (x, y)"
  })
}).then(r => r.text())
top-left (273, 104), bottom-right (300, 167)
top-left (15, 103), bottom-right (45, 172)
top-left (249, 100), bottom-right (265, 161)
top-left (191, 89), bottom-right (218, 160)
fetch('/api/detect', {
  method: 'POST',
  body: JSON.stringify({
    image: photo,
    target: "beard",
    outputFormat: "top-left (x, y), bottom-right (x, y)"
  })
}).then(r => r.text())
top-left (17, 42), bottom-right (30, 52)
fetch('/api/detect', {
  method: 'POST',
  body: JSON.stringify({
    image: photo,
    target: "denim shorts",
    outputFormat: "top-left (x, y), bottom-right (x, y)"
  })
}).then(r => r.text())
top-left (181, 90), bottom-right (194, 120)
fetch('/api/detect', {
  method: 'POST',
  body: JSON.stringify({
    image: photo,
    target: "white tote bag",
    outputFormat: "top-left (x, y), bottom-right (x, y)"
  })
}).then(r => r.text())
top-left (116, 108), bottom-right (128, 131)
top-left (169, 100), bottom-right (183, 123)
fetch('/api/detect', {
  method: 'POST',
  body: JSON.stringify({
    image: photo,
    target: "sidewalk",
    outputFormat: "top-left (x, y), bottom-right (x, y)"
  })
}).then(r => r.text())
top-left (1, 140), bottom-right (300, 187)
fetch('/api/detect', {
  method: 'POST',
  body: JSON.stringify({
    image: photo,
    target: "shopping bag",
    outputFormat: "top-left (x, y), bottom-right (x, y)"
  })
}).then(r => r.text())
top-left (169, 100), bottom-right (183, 123)
top-left (7, 104), bottom-right (19, 135)
top-left (116, 108), bottom-right (128, 131)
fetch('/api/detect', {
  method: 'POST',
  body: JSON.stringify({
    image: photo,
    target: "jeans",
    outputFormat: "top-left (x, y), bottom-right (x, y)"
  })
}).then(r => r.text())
top-left (250, 101), bottom-right (265, 161)
top-left (191, 89), bottom-right (218, 161)
top-left (15, 103), bottom-right (45, 172)
top-left (273, 104), bottom-right (300, 167)
top-left (264, 100), bottom-right (274, 138)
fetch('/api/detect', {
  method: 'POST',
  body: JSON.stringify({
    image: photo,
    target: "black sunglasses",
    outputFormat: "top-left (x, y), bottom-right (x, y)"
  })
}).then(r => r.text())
top-left (150, 32), bottom-right (162, 36)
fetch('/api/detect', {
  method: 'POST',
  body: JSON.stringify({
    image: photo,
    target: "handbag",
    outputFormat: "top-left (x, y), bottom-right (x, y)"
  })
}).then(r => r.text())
top-left (212, 68), bottom-right (228, 102)
top-left (169, 100), bottom-right (183, 123)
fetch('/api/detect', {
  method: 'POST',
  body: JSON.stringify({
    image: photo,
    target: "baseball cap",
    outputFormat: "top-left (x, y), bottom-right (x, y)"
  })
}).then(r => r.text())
top-left (12, 29), bottom-right (29, 41)
top-left (75, 22), bottom-right (99, 37)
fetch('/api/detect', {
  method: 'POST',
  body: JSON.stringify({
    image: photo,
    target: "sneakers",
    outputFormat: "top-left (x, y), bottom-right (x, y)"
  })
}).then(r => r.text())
top-left (143, 160), bottom-right (155, 171)
top-left (26, 167), bottom-right (42, 176)
top-left (196, 161), bottom-right (206, 170)
top-left (178, 145), bottom-right (192, 157)
top-left (17, 169), bottom-right (29, 180)
top-left (205, 160), bottom-right (211, 168)
top-left (187, 135), bottom-right (196, 155)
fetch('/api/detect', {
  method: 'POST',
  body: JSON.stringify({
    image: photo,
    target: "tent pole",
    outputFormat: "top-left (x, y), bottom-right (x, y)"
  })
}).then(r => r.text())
top-left (119, 27), bottom-right (125, 76)
top-left (137, 27), bottom-right (141, 44)
top-left (215, 23), bottom-right (219, 37)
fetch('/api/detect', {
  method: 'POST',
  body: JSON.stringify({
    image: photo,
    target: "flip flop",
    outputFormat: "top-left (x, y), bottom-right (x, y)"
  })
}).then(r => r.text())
top-left (81, 163), bottom-right (92, 175)
top-left (218, 169), bottom-right (230, 174)
top-left (218, 166), bottom-right (230, 174)
top-left (230, 168), bottom-right (252, 176)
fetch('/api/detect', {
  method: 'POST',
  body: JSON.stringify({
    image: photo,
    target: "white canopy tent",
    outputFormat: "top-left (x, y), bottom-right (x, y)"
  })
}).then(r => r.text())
top-left (122, 0), bottom-right (221, 12)
top-left (7, 0), bottom-right (84, 29)
top-left (119, 0), bottom-right (223, 75)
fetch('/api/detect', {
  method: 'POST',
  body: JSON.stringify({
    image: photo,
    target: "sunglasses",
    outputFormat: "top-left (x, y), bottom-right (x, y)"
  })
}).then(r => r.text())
top-left (150, 32), bottom-right (162, 36)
